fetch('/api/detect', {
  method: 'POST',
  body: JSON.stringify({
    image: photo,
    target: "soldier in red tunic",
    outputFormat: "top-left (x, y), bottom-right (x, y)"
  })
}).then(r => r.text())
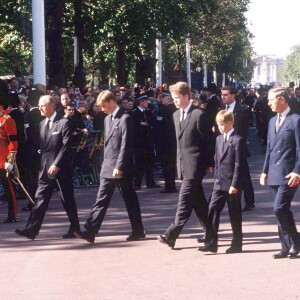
top-left (0, 80), bottom-right (18, 223)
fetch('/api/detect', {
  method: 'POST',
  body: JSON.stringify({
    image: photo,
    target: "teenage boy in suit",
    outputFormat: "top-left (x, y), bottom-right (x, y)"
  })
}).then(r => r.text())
top-left (75, 90), bottom-right (145, 244)
top-left (199, 110), bottom-right (246, 254)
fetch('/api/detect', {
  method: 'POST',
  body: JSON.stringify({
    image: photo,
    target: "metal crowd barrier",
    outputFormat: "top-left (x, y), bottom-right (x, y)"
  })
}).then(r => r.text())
top-left (72, 130), bottom-right (103, 189)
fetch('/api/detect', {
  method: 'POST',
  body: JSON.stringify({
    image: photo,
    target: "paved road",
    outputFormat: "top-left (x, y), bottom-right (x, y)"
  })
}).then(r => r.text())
top-left (1, 131), bottom-right (300, 299)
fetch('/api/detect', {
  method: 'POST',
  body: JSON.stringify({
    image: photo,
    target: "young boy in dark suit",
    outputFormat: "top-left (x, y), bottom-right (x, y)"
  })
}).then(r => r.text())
top-left (199, 110), bottom-right (246, 254)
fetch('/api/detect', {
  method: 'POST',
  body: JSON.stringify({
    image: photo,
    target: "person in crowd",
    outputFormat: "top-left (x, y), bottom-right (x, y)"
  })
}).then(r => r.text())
top-left (158, 93), bottom-right (177, 193)
top-left (157, 82), bottom-right (213, 249)
top-left (0, 80), bottom-right (18, 223)
top-left (8, 92), bottom-right (26, 199)
top-left (88, 100), bottom-right (105, 131)
top-left (22, 88), bottom-right (44, 211)
top-left (199, 110), bottom-right (246, 254)
top-left (14, 95), bottom-right (80, 240)
top-left (260, 87), bottom-right (300, 259)
top-left (131, 95), bottom-right (159, 190)
top-left (74, 90), bottom-right (145, 244)
top-left (288, 86), bottom-right (300, 114)
top-left (221, 86), bottom-right (255, 212)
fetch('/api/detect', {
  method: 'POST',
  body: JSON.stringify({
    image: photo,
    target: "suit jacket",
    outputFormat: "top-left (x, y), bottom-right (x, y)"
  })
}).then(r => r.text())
top-left (24, 107), bottom-right (44, 153)
top-left (100, 109), bottom-right (134, 179)
top-left (232, 102), bottom-right (249, 140)
top-left (131, 108), bottom-right (154, 148)
top-left (206, 94), bottom-right (221, 129)
top-left (39, 114), bottom-right (73, 180)
top-left (213, 131), bottom-right (246, 191)
top-left (262, 112), bottom-right (300, 185)
top-left (174, 106), bottom-right (212, 180)
top-left (9, 109), bottom-right (25, 142)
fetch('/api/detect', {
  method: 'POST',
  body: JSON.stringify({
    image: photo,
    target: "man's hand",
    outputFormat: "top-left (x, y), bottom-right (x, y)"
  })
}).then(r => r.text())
top-left (113, 169), bottom-right (122, 177)
top-left (48, 165), bottom-right (60, 175)
top-left (229, 186), bottom-right (238, 194)
top-left (260, 173), bottom-right (268, 185)
top-left (206, 167), bottom-right (213, 173)
top-left (4, 162), bottom-right (13, 172)
top-left (286, 172), bottom-right (300, 188)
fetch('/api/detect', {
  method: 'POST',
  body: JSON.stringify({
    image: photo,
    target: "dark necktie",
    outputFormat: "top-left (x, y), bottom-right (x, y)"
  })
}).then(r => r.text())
top-left (44, 119), bottom-right (50, 140)
top-left (108, 114), bottom-right (113, 128)
top-left (179, 111), bottom-right (185, 129)
top-left (222, 134), bottom-right (227, 152)
top-left (226, 105), bottom-right (230, 110)
top-left (275, 114), bottom-right (281, 133)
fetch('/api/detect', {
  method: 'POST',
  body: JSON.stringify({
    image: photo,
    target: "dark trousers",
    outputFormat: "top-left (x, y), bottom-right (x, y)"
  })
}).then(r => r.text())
top-left (165, 178), bottom-right (209, 241)
top-left (208, 189), bottom-right (242, 248)
top-left (23, 175), bottom-right (80, 237)
top-left (242, 162), bottom-right (255, 207)
top-left (0, 170), bottom-right (17, 219)
top-left (134, 147), bottom-right (155, 187)
top-left (157, 145), bottom-right (176, 190)
top-left (270, 185), bottom-right (299, 252)
top-left (84, 177), bottom-right (144, 235)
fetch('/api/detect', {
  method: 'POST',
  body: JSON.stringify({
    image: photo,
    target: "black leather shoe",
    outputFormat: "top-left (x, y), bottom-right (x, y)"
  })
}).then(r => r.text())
top-left (147, 184), bottom-right (161, 188)
top-left (273, 251), bottom-right (289, 259)
top-left (4, 217), bottom-right (17, 224)
top-left (198, 244), bottom-right (218, 253)
top-left (226, 246), bottom-right (242, 254)
top-left (288, 245), bottom-right (300, 258)
top-left (160, 188), bottom-right (177, 193)
top-left (74, 231), bottom-right (95, 244)
top-left (62, 232), bottom-right (76, 239)
top-left (242, 204), bottom-right (255, 211)
top-left (197, 235), bottom-right (206, 243)
top-left (157, 235), bottom-right (175, 249)
top-left (126, 232), bottom-right (146, 241)
top-left (14, 229), bottom-right (35, 240)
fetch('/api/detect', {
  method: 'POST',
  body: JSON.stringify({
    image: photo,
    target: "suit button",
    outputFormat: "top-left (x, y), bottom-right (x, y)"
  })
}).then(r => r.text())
top-left (278, 151), bottom-right (280, 153)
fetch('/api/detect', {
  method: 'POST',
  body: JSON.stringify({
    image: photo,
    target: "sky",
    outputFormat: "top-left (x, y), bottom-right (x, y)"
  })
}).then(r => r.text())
top-left (246, 0), bottom-right (300, 58)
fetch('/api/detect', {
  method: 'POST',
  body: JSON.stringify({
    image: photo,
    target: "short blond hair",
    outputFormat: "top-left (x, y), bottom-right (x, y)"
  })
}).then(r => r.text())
top-left (169, 81), bottom-right (191, 98)
top-left (216, 110), bottom-right (234, 124)
top-left (97, 90), bottom-right (116, 105)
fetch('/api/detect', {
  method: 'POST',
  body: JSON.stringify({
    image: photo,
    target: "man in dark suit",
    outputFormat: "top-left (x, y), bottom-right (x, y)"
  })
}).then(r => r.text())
top-left (260, 87), bottom-right (300, 259)
top-left (288, 87), bottom-right (300, 114)
top-left (199, 110), bottom-right (247, 254)
top-left (157, 82), bottom-right (213, 249)
top-left (157, 94), bottom-right (177, 193)
top-left (75, 90), bottom-right (145, 244)
top-left (221, 86), bottom-right (255, 211)
top-left (131, 95), bottom-right (159, 189)
top-left (14, 95), bottom-right (80, 240)
top-left (22, 88), bottom-right (44, 211)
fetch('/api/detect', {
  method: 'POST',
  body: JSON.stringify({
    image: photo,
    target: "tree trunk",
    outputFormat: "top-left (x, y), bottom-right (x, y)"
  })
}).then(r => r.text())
top-left (73, 0), bottom-right (86, 89)
top-left (46, 0), bottom-right (66, 88)
top-left (116, 43), bottom-right (127, 86)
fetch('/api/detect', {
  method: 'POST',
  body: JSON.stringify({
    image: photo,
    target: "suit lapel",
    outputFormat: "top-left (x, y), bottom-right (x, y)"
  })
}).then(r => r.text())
top-left (45, 114), bottom-right (61, 147)
top-left (270, 114), bottom-right (292, 150)
top-left (178, 106), bottom-right (193, 139)
top-left (220, 133), bottom-right (233, 162)
top-left (174, 110), bottom-right (180, 140)
top-left (105, 109), bottom-right (123, 145)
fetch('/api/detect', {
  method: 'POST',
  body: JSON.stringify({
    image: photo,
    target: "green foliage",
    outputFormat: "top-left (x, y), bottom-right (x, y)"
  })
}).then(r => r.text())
top-left (0, 0), bottom-right (254, 85)
top-left (282, 45), bottom-right (300, 83)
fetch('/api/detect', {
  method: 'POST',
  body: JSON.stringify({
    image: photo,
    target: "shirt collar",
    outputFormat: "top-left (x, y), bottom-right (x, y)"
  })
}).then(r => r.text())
top-left (279, 106), bottom-right (290, 118)
top-left (182, 102), bottom-right (192, 115)
top-left (225, 128), bottom-right (234, 139)
top-left (111, 106), bottom-right (120, 119)
top-left (47, 111), bottom-right (57, 123)
top-left (138, 106), bottom-right (144, 112)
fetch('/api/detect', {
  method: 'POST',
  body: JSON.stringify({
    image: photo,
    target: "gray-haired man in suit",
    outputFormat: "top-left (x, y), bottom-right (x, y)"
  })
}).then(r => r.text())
top-left (260, 87), bottom-right (300, 259)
